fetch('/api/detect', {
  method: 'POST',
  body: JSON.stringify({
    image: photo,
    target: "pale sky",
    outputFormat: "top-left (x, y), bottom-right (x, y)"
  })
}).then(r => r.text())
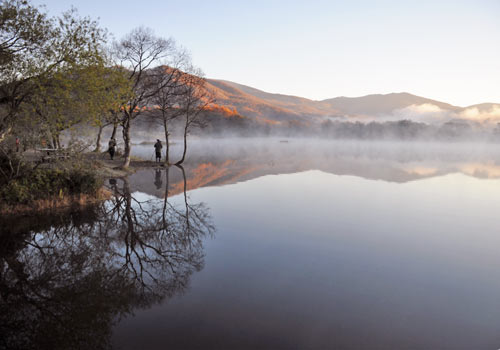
top-left (33, 0), bottom-right (500, 107)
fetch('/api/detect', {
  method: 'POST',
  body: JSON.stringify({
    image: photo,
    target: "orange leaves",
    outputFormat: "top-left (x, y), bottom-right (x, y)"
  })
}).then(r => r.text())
top-left (203, 104), bottom-right (239, 117)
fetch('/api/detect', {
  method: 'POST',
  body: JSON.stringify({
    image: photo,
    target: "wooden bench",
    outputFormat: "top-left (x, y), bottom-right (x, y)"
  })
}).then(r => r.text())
top-left (37, 148), bottom-right (70, 163)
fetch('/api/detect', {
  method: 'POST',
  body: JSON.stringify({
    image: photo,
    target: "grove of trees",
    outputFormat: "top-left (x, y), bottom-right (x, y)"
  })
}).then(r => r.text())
top-left (0, 0), bottom-right (212, 170)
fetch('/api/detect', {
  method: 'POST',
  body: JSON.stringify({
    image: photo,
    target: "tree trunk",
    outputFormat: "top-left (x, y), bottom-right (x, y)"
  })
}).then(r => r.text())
top-left (122, 117), bottom-right (131, 169)
top-left (163, 118), bottom-right (169, 164)
top-left (162, 167), bottom-right (169, 226)
top-left (95, 125), bottom-right (103, 152)
top-left (56, 135), bottom-right (61, 149)
top-left (51, 136), bottom-right (57, 149)
top-left (122, 178), bottom-right (136, 249)
top-left (178, 164), bottom-right (190, 233)
top-left (176, 120), bottom-right (188, 165)
top-left (111, 122), bottom-right (118, 139)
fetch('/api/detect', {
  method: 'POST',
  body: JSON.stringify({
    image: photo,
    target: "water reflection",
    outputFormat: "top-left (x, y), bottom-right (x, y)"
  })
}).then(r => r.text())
top-left (114, 168), bottom-right (500, 350)
top-left (154, 169), bottom-right (163, 189)
top-left (0, 166), bottom-right (214, 350)
top-left (5, 140), bottom-right (500, 349)
top-left (129, 140), bottom-right (500, 199)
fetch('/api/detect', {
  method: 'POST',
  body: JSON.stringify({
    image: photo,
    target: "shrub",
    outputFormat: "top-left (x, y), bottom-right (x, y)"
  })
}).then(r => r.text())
top-left (0, 166), bottom-right (103, 205)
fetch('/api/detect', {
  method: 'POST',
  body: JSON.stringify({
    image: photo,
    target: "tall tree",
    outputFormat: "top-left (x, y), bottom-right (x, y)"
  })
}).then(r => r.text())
top-left (175, 71), bottom-right (214, 165)
top-left (89, 66), bottom-right (133, 152)
top-left (0, 1), bottom-right (108, 141)
top-left (0, 0), bottom-right (53, 140)
top-left (149, 63), bottom-right (190, 164)
top-left (113, 27), bottom-right (176, 169)
top-left (24, 62), bottom-right (131, 149)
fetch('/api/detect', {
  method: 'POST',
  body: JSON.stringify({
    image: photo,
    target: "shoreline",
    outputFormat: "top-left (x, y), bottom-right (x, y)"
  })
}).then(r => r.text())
top-left (90, 152), bottom-right (170, 178)
top-left (0, 188), bottom-right (113, 216)
top-left (0, 152), bottom-right (171, 216)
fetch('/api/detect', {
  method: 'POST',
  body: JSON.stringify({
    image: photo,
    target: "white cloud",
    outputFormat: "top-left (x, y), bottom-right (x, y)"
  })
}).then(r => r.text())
top-left (459, 105), bottom-right (500, 122)
top-left (348, 104), bottom-right (500, 125)
top-left (384, 104), bottom-right (453, 124)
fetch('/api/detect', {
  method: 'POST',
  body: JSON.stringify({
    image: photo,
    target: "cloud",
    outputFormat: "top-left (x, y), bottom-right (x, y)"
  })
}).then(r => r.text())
top-left (459, 105), bottom-right (500, 122)
top-left (384, 103), bottom-right (453, 124)
top-left (339, 103), bottom-right (500, 126)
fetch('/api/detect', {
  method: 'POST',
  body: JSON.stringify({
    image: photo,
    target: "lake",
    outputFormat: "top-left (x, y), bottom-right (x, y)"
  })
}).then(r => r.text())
top-left (3, 139), bottom-right (500, 349)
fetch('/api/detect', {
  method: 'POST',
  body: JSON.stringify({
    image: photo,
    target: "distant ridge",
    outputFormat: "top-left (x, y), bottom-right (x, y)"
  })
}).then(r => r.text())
top-left (320, 92), bottom-right (460, 116)
top-left (205, 78), bottom-right (500, 123)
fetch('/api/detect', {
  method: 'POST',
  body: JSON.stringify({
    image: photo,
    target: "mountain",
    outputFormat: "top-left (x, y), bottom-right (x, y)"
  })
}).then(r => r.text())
top-left (205, 79), bottom-right (500, 123)
top-left (208, 80), bottom-right (338, 118)
top-left (205, 79), bottom-right (334, 123)
top-left (463, 103), bottom-right (500, 111)
top-left (320, 92), bottom-right (461, 116)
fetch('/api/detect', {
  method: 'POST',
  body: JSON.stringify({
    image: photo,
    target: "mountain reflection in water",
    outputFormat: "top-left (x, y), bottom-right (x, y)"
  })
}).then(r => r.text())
top-left (130, 139), bottom-right (500, 198)
top-left (3, 140), bottom-right (500, 349)
top-left (0, 166), bottom-right (214, 350)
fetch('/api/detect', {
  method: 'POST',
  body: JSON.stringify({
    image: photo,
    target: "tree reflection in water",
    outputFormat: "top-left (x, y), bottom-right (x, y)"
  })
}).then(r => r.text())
top-left (0, 166), bottom-right (214, 350)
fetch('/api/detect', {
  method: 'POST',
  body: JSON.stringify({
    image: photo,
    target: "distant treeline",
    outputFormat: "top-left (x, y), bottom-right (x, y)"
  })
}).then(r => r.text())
top-left (133, 109), bottom-right (500, 141)
top-left (316, 119), bottom-right (500, 141)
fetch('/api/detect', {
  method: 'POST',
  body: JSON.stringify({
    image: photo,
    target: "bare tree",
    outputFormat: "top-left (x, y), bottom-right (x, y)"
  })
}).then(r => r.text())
top-left (113, 27), bottom-right (177, 169)
top-left (149, 62), bottom-right (189, 164)
top-left (175, 71), bottom-right (214, 165)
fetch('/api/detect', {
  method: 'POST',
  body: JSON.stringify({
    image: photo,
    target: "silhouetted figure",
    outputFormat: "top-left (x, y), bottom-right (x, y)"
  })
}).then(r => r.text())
top-left (154, 169), bottom-right (163, 189)
top-left (15, 137), bottom-right (19, 152)
top-left (154, 139), bottom-right (163, 163)
top-left (108, 138), bottom-right (116, 160)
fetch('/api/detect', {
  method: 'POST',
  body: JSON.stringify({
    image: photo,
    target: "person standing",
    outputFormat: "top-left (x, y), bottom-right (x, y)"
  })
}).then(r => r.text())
top-left (15, 137), bottom-right (20, 152)
top-left (154, 139), bottom-right (163, 163)
top-left (108, 138), bottom-right (117, 160)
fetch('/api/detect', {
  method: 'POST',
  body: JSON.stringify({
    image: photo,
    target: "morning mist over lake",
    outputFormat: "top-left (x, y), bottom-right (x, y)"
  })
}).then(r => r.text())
top-left (1, 1), bottom-right (500, 349)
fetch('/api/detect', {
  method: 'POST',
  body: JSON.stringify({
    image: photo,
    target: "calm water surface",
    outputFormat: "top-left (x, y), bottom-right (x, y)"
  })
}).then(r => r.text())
top-left (3, 139), bottom-right (500, 349)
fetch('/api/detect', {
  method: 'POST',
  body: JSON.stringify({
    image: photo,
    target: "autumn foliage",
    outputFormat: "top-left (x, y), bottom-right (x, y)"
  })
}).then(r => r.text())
top-left (203, 104), bottom-right (240, 117)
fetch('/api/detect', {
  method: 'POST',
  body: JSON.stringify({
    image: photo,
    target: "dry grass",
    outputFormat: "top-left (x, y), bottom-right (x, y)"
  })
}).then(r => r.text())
top-left (0, 188), bottom-right (112, 216)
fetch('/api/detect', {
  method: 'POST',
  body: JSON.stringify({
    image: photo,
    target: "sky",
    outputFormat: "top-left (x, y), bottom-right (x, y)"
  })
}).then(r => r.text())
top-left (32, 0), bottom-right (500, 107)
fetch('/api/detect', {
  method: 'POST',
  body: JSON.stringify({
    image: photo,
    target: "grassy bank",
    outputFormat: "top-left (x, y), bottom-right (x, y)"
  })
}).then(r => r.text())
top-left (0, 153), bottom-right (107, 214)
top-left (0, 151), bottom-right (167, 215)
